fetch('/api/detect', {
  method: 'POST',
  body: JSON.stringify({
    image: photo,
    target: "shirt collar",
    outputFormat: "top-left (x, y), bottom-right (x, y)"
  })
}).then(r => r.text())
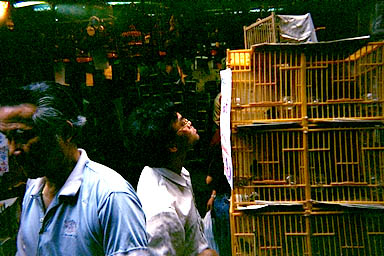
top-left (154, 167), bottom-right (189, 187)
top-left (29, 177), bottom-right (45, 196)
top-left (58, 149), bottom-right (89, 197)
top-left (28, 149), bottom-right (89, 197)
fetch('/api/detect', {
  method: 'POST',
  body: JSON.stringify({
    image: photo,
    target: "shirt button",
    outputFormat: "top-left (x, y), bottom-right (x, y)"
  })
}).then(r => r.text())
top-left (40, 218), bottom-right (44, 223)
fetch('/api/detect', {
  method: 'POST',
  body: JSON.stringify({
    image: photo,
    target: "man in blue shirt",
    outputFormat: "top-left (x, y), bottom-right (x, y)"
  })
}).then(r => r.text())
top-left (0, 82), bottom-right (149, 256)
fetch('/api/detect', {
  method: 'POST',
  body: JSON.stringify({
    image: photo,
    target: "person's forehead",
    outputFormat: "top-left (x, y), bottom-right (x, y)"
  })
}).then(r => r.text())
top-left (0, 104), bottom-right (36, 131)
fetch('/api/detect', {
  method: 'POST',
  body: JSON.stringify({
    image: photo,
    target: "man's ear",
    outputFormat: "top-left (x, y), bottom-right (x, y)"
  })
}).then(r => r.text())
top-left (63, 120), bottom-right (74, 142)
top-left (168, 143), bottom-right (178, 153)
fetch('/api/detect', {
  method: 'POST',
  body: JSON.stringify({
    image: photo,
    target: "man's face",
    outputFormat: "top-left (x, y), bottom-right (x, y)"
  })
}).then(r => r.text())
top-left (173, 112), bottom-right (200, 146)
top-left (0, 104), bottom-right (62, 179)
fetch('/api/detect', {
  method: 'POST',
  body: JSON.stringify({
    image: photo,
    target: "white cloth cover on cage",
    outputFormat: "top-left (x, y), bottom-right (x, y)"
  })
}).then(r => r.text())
top-left (277, 13), bottom-right (318, 42)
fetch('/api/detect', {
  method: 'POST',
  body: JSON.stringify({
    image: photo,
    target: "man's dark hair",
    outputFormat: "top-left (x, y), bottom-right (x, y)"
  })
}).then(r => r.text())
top-left (0, 81), bottom-right (86, 142)
top-left (126, 98), bottom-right (178, 167)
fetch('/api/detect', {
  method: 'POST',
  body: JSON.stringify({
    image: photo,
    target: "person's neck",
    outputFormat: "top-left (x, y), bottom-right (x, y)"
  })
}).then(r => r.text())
top-left (45, 147), bottom-right (80, 193)
top-left (165, 152), bottom-right (186, 174)
top-left (42, 178), bottom-right (59, 211)
top-left (43, 179), bottom-right (58, 196)
top-left (42, 147), bottom-right (80, 210)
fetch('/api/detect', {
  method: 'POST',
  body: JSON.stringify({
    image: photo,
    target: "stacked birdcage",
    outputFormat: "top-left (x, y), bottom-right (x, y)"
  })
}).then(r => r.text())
top-left (227, 38), bottom-right (384, 256)
top-left (243, 12), bottom-right (318, 49)
top-left (243, 12), bottom-right (278, 48)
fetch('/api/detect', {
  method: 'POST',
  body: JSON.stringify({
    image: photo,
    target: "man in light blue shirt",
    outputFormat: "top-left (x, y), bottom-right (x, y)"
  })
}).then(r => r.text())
top-left (0, 82), bottom-right (149, 256)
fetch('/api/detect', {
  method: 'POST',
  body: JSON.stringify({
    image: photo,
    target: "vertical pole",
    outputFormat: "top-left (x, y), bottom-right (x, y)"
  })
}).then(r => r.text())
top-left (244, 26), bottom-right (248, 49)
top-left (229, 191), bottom-right (236, 256)
top-left (271, 12), bottom-right (276, 43)
top-left (305, 215), bottom-right (312, 256)
top-left (301, 52), bottom-right (312, 256)
top-left (301, 53), bottom-right (308, 126)
top-left (381, 44), bottom-right (384, 118)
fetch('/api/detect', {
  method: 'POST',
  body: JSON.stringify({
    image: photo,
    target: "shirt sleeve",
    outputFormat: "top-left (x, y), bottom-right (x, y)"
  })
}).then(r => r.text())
top-left (146, 211), bottom-right (186, 256)
top-left (98, 191), bottom-right (150, 256)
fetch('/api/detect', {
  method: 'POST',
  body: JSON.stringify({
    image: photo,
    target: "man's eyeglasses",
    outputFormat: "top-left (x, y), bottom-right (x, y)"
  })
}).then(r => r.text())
top-left (177, 118), bottom-right (192, 133)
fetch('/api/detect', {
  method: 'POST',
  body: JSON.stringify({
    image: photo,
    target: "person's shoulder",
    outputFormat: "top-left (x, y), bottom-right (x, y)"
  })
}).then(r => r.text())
top-left (84, 160), bottom-right (134, 194)
top-left (137, 167), bottom-right (178, 218)
top-left (139, 165), bottom-right (164, 179)
top-left (86, 160), bottom-right (118, 175)
top-left (137, 166), bottom-right (178, 198)
top-left (137, 166), bottom-right (162, 189)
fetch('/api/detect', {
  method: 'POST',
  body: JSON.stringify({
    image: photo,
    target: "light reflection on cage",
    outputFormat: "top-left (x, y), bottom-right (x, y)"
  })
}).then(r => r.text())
top-left (228, 42), bottom-right (384, 124)
top-left (231, 208), bottom-right (384, 256)
top-left (227, 49), bottom-right (252, 72)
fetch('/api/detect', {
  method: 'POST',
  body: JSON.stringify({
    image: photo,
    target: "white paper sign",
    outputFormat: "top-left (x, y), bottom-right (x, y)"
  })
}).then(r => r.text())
top-left (220, 68), bottom-right (233, 189)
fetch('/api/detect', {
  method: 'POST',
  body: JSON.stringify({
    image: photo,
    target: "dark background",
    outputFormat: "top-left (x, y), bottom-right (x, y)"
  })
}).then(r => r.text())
top-left (0, 0), bottom-right (379, 85)
top-left (0, 0), bottom-right (383, 214)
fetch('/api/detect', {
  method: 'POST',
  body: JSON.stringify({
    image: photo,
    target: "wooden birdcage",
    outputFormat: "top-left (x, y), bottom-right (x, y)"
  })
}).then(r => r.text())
top-left (232, 126), bottom-right (307, 207)
top-left (230, 205), bottom-right (384, 256)
top-left (243, 12), bottom-right (318, 49)
top-left (231, 124), bottom-right (384, 207)
top-left (243, 12), bottom-right (278, 49)
top-left (227, 39), bottom-right (384, 126)
top-left (228, 38), bottom-right (384, 256)
top-left (308, 126), bottom-right (384, 204)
